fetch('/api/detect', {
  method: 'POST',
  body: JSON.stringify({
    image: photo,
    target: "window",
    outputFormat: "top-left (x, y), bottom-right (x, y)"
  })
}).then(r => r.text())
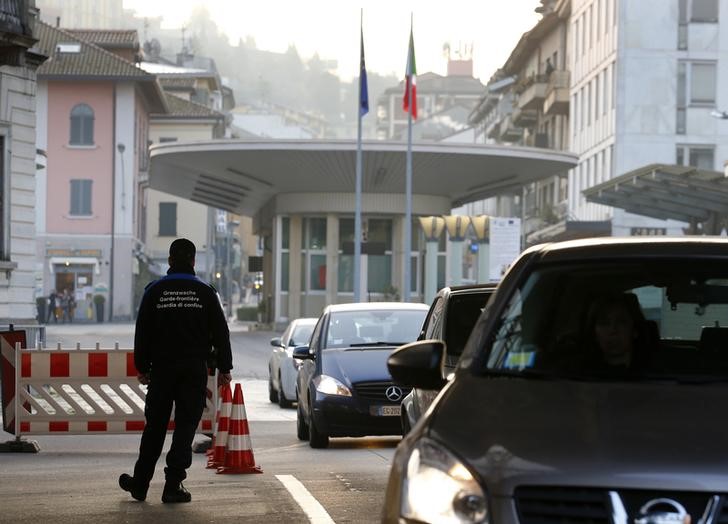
top-left (0, 134), bottom-right (7, 260)
top-left (158, 202), bottom-right (177, 236)
top-left (691, 0), bottom-right (718, 22)
top-left (338, 218), bottom-right (354, 293)
top-left (281, 217), bottom-right (290, 292)
top-left (678, 0), bottom-right (688, 49)
top-left (69, 179), bottom-right (92, 216)
top-left (677, 145), bottom-right (715, 170)
top-left (303, 217), bottom-right (326, 292)
top-left (69, 104), bottom-right (94, 145)
top-left (690, 62), bottom-right (717, 104)
top-left (366, 218), bottom-right (393, 294)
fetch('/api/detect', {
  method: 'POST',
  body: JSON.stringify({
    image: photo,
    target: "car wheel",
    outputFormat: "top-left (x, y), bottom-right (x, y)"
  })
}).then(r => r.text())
top-left (278, 372), bottom-right (292, 408)
top-left (296, 401), bottom-right (309, 441)
top-left (308, 403), bottom-right (329, 449)
top-left (268, 373), bottom-right (279, 403)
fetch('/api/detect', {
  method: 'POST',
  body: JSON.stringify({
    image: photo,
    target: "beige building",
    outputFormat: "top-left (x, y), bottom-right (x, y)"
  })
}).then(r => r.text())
top-left (145, 93), bottom-right (226, 280)
top-left (0, 1), bottom-right (46, 324)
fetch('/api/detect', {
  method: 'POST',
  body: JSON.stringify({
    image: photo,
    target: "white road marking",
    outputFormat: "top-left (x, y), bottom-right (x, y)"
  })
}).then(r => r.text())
top-left (276, 474), bottom-right (336, 524)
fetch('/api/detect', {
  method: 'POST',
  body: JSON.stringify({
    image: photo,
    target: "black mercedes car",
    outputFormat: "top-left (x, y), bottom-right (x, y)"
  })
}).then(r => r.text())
top-left (293, 301), bottom-right (428, 448)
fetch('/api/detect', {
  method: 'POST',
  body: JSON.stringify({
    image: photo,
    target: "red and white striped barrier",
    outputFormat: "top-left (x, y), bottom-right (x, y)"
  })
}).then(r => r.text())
top-left (0, 336), bottom-right (217, 437)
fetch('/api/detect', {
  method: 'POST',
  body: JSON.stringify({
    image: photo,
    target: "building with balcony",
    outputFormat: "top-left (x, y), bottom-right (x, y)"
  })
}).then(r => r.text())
top-left (572, 0), bottom-right (728, 237)
top-left (0, 0), bottom-right (46, 324)
top-left (468, 0), bottom-right (579, 245)
top-left (34, 22), bottom-right (166, 321)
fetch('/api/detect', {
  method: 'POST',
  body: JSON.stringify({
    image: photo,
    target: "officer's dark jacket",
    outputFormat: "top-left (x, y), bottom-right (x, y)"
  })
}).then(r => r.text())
top-left (134, 266), bottom-right (233, 374)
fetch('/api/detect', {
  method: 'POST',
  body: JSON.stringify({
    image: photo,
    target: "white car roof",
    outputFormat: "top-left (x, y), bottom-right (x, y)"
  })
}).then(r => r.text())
top-left (323, 302), bottom-right (428, 314)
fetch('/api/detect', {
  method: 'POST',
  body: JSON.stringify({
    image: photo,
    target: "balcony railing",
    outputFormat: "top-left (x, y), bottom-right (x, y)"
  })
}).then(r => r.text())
top-left (0, 0), bottom-right (32, 39)
top-left (517, 78), bottom-right (548, 111)
top-left (544, 70), bottom-right (570, 116)
top-left (511, 106), bottom-right (538, 128)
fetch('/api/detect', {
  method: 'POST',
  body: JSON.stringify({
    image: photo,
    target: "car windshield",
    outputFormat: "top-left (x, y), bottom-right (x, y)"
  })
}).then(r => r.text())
top-left (483, 259), bottom-right (728, 382)
top-left (324, 309), bottom-right (426, 349)
top-left (290, 324), bottom-right (314, 346)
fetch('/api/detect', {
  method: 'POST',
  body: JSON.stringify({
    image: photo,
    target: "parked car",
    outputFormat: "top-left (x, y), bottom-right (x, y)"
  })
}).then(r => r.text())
top-left (384, 237), bottom-right (728, 524)
top-left (294, 302), bottom-right (428, 448)
top-left (268, 317), bottom-right (317, 408)
top-left (399, 283), bottom-right (497, 434)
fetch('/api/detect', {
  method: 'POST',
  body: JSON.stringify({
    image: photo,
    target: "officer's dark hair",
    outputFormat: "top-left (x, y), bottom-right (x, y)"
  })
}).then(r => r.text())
top-left (169, 238), bottom-right (196, 266)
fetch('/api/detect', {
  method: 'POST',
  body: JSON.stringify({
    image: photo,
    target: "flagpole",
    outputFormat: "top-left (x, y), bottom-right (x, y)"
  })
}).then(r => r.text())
top-left (403, 14), bottom-right (413, 303)
top-left (354, 9), bottom-right (364, 302)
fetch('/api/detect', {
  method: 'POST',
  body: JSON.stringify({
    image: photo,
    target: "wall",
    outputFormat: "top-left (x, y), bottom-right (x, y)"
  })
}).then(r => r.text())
top-left (45, 81), bottom-right (114, 234)
top-left (0, 64), bottom-right (41, 322)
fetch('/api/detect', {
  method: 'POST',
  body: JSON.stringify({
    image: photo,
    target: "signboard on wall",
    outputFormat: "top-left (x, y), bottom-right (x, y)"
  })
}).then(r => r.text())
top-left (489, 217), bottom-right (522, 282)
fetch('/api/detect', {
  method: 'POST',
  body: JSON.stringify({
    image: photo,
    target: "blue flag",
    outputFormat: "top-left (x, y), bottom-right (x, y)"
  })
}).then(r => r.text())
top-left (359, 27), bottom-right (369, 117)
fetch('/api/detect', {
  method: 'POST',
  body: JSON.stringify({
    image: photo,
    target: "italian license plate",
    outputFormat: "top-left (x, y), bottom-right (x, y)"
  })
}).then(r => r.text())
top-left (371, 405), bottom-right (401, 417)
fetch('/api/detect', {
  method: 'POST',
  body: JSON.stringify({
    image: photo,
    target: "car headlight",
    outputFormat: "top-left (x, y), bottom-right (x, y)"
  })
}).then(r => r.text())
top-left (401, 437), bottom-right (488, 524)
top-left (313, 374), bottom-right (352, 396)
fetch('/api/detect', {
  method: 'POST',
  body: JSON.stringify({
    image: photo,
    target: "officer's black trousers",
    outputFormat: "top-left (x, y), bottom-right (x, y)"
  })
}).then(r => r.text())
top-left (133, 360), bottom-right (208, 486)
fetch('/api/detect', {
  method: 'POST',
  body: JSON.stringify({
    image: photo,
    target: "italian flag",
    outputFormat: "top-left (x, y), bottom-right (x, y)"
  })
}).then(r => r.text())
top-left (403, 27), bottom-right (417, 119)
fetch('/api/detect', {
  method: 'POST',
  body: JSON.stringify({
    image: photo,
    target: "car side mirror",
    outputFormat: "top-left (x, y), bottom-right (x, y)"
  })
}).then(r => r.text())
top-left (292, 345), bottom-right (313, 360)
top-left (387, 339), bottom-right (446, 389)
top-left (270, 337), bottom-right (282, 347)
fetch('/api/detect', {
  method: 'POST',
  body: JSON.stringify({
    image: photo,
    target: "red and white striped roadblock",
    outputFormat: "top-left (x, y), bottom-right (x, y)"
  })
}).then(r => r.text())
top-left (0, 336), bottom-right (217, 438)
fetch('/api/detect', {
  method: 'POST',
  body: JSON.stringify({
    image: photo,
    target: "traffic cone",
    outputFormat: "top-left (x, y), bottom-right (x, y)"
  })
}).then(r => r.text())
top-left (206, 383), bottom-right (232, 469)
top-left (217, 383), bottom-right (262, 474)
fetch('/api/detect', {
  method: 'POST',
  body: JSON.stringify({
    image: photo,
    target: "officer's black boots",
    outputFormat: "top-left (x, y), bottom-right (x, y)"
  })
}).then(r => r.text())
top-left (161, 481), bottom-right (192, 503)
top-left (118, 473), bottom-right (148, 502)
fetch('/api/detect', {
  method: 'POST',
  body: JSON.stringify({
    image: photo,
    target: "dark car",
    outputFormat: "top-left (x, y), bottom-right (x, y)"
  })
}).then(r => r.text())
top-left (399, 283), bottom-right (496, 434)
top-left (384, 237), bottom-right (728, 524)
top-left (294, 302), bottom-right (428, 448)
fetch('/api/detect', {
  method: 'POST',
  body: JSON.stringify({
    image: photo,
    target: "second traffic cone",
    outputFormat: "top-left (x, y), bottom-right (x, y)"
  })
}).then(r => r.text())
top-left (217, 382), bottom-right (262, 474)
top-left (206, 383), bottom-right (232, 469)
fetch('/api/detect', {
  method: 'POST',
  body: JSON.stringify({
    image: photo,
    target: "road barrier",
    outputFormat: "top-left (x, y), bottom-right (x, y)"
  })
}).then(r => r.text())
top-left (0, 333), bottom-right (217, 446)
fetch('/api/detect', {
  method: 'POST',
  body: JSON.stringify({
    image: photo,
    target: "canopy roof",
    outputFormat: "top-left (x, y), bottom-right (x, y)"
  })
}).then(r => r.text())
top-left (583, 163), bottom-right (728, 224)
top-left (149, 139), bottom-right (577, 217)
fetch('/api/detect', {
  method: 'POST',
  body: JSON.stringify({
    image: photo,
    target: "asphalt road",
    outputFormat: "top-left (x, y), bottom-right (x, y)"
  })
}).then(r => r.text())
top-left (0, 322), bottom-right (400, 523)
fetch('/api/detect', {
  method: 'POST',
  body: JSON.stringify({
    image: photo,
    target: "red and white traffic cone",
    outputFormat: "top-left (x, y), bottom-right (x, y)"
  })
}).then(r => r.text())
top-left (217, 383), bottom-right (262, 474)
top-left (206, 383), bottom-right (232, 469)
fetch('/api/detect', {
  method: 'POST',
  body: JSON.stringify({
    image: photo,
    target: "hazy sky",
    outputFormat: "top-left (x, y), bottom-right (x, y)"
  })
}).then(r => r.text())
top-left (123, 1), bottom-right (541, 82)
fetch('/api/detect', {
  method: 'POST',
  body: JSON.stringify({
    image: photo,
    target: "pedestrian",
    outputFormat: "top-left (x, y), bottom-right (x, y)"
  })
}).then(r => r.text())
top-left (119, 238), bottom-right (233, 504)
top-left (59, 290), bottom-right (70, 323)
top-left (48, 290), bottom-right (58, 323)
top-left (67, 291), bottom-right (76, 323)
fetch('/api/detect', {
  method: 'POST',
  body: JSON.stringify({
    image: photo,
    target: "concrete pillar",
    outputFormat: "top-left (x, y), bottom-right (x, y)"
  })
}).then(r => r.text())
top-left (418, 216), bottom-right (445, 304)
top-left (289, 215), bottom-right (302, 320)
top-left (471, 215), bottom-right (490, 283)
top-left (444, 215), bottom-right (471, 287)
top-left (326, 214), bottom-right (339, 305)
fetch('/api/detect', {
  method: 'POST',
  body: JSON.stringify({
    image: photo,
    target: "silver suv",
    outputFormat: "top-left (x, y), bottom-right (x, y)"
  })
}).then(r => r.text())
top-left (384, 237), bottom-right (728, 524)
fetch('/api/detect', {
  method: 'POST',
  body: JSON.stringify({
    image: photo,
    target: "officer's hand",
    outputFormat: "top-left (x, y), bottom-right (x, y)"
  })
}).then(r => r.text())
top-left (137, 373), bottom-right (151, 385)
top-left (218, 372), bottom-right (232, 387)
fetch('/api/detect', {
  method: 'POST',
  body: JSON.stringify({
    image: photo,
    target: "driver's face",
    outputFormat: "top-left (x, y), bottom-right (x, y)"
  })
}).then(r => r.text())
top-left (594, 305), bottom-right (635, 365)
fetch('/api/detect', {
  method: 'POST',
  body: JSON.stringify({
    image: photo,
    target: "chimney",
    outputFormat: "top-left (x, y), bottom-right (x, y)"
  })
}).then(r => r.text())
top-left (56, 16), bottom-right (60, 28)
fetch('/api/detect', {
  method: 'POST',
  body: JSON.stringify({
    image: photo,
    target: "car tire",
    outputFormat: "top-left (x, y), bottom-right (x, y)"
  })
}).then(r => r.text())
top-left (308, 403), bottom-right (329, 449)
top-left (278, 372), bottom-right (292, 408)
top-left (268, 374), bottom-right (278, 404)
top-left (296, 401), bottom-right (309, 441)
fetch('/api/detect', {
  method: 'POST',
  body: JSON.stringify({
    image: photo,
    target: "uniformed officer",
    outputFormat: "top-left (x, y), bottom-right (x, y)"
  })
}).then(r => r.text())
top-left (119, 238), bottom-right (233, 503)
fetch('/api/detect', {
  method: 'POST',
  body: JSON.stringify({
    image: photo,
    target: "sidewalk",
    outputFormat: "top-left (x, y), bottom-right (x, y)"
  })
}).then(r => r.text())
top-left (43, 318), bottom-right (254, 336)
